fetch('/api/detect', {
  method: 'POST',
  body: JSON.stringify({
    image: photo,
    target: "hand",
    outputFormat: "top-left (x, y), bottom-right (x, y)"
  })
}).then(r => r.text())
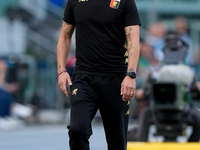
top-left (121, 76), bottom-right (136, 101)
top-left (58, 72), bottom-right (72, 97)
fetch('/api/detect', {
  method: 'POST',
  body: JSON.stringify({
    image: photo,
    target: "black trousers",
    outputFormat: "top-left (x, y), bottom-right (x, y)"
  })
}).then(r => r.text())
top-left (67, 74), bottom-right (129, 150)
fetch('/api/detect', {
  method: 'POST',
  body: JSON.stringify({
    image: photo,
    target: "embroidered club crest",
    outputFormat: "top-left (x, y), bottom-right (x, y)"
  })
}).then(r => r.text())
top-left (110, 0), bottom-right (121, 9)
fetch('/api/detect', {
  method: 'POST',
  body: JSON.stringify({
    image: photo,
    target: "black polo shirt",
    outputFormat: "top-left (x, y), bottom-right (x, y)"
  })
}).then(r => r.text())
top-left (63, 0), bottom-right (141, 77)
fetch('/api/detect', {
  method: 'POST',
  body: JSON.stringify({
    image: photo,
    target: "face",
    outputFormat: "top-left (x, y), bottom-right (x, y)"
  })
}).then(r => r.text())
top-left (175, 17), bottom-right (187, 33)
top-left (148, 22), bottom-right (166, 38)
top-left (0, 59), bottom-right (8, 74)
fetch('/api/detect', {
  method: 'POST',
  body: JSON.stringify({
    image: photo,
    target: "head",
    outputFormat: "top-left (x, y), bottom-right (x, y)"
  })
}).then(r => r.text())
top-left (140, 41), bottom-right (160, 65)
top-left (148, 22), bottom-right (167, 38)
top-left (175, 17), bottom-right (188, 34)
top-left (140, 42), bottom-right (153, 58)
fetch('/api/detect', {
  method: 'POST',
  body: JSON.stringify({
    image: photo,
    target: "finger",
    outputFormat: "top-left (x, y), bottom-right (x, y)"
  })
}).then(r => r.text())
top-left (123, 88), bottom-right (129, 101)
top-left (66, 76), bottom-right (72, 96)
top-left (58, 81), bottom-right (62, 90)
top-left (121, 83), bottom-right (127, 101)
top-left (121, 83), bottom-right (124, 96)
top-left (126, 86), bottom-right (132, 99)
top-left (62, 81), bottom-right (69, 97)
top-left (130, 89), bottom-right (135, 95)
top-left (122, 87), bottom-right (126, 101)
top-left (58, 82), bottom-right (67, 96)
top-left (122, 93), bottom-right (126, 101)
top-left (129, 89), bottom-right (135, 98)
top-left (67, 76), bottom-right (73, 86)
top-left (123, 96), bottom-right (129, 101)
top-left (127, 86), bottom-right (132, 95)
top-left (125, 87), bottom-right (135, 101)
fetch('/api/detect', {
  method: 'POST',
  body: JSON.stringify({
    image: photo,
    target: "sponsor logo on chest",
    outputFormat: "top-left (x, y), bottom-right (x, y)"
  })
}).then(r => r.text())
top-left (110, 0), bottom-right (121, 9)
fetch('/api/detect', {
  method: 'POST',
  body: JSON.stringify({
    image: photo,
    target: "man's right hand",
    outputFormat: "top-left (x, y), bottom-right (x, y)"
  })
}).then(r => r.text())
top-left (57, 21), bottom-right (74, 97)
top-left (58, 72), bottom-right (72, 97)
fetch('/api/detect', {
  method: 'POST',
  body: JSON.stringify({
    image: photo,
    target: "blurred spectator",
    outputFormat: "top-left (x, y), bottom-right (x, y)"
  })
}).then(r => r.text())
top-left (136, 22), bottom-right (166, 88)
top-left (145, 22), bottom-right (167, 62)
top-left (0, 58), bottom-right (33, 130)
top-left (174, 16), bottom-right (194, 66)
top-left (136, 41), bottom-right (160, 87)
top-left (131, 41), bottom-right (160, 120)
top-left (0, 57), bottom-right (19, 94)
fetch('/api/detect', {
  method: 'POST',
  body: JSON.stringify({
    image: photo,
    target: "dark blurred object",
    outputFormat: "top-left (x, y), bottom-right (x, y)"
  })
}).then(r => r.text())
top-left (164, 33), bottom-right (189, 64)
top-left (137, 83), bottom-right (185, 141)
top-left (137, 82), bottom-right (200, 142)
top-left (149, 83), bottom-right (184, 140)
top-left (174, 17), bottom-right (194, 66)
top-left (152, 83), bottom-right (177, 106)
top-left (1, 55), bottom-right (37, 105)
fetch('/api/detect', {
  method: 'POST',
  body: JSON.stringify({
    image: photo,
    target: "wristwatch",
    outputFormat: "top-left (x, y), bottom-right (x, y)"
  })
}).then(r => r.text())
top-left (126, 72), bottom-right (136, 79)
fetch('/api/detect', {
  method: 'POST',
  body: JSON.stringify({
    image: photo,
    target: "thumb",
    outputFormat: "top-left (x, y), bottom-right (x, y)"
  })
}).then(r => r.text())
top-left (67, 78), bottom-right (72, 86)
top-left (121, 83), bottom-right (124, 95)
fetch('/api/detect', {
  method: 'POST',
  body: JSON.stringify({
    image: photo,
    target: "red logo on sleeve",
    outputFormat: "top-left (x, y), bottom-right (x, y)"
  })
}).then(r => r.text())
top-left (110, 0), bottom-right (121, 9)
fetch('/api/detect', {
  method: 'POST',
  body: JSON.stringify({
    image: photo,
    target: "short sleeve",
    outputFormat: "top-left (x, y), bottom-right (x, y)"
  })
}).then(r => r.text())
top-left (63, 0), bottom-right (76, 25)
top-left (123, 0), bottom-right (141, 27)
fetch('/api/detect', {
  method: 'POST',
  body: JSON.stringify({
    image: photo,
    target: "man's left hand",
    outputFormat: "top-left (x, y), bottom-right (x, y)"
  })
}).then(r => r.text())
top-left (121, 76), bottom-right (136, 101)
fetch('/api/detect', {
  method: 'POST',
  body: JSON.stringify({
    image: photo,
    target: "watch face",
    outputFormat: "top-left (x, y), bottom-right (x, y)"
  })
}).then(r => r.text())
top-left (130, 73), bottom-right (135, 78)
top-left (127, 72), bottom-right (136, 79)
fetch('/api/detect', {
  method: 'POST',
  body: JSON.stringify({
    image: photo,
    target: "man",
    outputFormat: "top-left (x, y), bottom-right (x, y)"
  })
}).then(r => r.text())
top-left (0, 58), bottom-right (32, 130)
top-left (57, 0), bottom-right (141, 149)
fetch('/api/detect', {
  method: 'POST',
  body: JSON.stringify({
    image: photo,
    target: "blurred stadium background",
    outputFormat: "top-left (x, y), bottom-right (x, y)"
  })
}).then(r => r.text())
top-left (0, 0), bottom-right (200, 148)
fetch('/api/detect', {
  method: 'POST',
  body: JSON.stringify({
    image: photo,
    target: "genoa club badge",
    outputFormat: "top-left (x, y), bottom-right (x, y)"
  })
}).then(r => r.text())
top-left (110, 0), bottom-right (121, 9)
